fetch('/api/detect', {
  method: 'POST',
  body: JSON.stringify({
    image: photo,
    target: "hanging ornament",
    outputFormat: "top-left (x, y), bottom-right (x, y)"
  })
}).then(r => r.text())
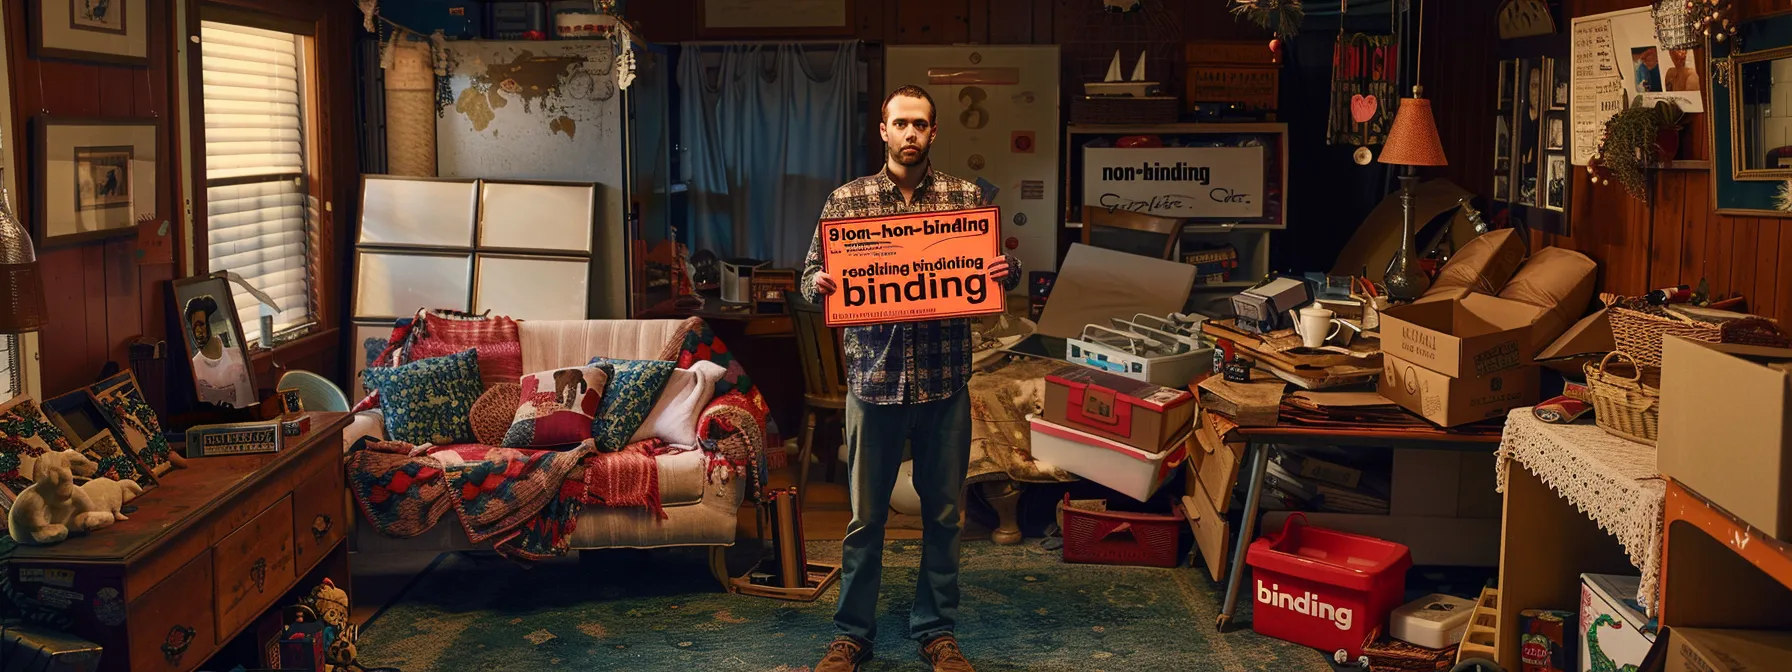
top-left (1325, 14), bottom-right (1399, 150)
top-left (1353, 146), bottom-right (1374, 165)
top-left (1269, 35), bottom-right (1282, 57)
top-left (1230, 0), bottom-right (1305, 39)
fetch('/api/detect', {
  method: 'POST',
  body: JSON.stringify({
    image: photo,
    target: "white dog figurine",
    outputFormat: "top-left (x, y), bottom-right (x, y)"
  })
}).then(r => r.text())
top-left (80, 477), bottom-right (144, 521)
top-left (7, 451), bottom-right (118, 545)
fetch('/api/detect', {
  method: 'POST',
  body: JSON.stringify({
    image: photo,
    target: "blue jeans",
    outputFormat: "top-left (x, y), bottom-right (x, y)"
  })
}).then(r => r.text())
top-left (833, 387), bottom-right (971, 645)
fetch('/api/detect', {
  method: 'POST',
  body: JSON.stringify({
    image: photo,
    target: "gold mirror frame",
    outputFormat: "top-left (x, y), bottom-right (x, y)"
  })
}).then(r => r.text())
top-left (1728, 43), bottom-right (1792, 181)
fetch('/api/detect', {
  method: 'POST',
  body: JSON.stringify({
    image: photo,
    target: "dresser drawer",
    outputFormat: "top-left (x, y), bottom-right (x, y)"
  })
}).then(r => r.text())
top-left (291, 452), bottom-right (346, 571)
top-left (128, 551), bottom-right (217, 671)
top-left (214, 496), bottom-right (296, 641)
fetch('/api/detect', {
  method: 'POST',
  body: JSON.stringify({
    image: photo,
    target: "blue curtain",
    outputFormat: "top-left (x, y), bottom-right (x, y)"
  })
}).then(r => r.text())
top-left (678, 41), bottom-right (860, 266)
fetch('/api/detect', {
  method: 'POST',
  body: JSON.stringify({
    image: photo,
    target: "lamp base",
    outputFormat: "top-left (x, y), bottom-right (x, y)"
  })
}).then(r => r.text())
top-left (1385, 173), bottom-right (1432, 302)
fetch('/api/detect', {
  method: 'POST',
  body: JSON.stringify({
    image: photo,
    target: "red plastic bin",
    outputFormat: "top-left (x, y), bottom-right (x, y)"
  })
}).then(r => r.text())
top-left (1244, 513), bottom-right (1411, 658)
top-left (1058, 495), bottom-right (1185, 568)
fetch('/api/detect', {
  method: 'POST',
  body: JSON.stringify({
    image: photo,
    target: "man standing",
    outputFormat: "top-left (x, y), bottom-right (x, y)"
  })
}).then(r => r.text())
top-left (801, 85), bottom-right (1021, 672)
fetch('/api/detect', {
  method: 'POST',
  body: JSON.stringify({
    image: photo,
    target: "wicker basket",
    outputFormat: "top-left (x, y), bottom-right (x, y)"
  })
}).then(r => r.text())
top-left (1584, 351), bottom-right (1661, 445)
top-left (1604, 294), bottom-right (1788, 367)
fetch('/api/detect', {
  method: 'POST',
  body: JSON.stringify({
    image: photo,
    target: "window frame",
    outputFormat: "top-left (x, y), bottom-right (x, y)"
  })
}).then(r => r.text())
top-left (184, 0), bottom-right (350, 359)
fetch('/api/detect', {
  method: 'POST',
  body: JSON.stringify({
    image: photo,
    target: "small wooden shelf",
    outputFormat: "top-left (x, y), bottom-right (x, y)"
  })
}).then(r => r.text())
top-left (1658, 479), bottom-right (1792, 629)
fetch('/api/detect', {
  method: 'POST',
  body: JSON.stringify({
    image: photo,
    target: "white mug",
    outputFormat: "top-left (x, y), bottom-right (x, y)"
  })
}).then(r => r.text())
top-left (1290, 306), bottom-right (1342, 349)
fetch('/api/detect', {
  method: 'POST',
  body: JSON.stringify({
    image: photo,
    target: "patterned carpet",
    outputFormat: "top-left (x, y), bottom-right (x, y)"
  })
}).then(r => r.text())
top-left (357, 540), bottom-right (1327, 671)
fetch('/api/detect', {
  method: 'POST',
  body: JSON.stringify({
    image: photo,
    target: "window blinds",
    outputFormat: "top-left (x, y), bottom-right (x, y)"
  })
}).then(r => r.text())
top-left (201, 20), bottom-right (312, 342)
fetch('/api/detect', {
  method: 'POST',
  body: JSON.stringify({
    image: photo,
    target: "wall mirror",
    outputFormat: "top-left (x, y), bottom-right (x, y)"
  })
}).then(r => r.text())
top-left (1728, 44), bottom-right (1792, 180)
top-left (1709, 10), bottom-right (1792, 216)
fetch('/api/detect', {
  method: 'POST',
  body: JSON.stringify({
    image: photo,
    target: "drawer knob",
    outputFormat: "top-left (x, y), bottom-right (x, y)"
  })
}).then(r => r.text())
top-left (312, 514), bottom-right (333, 542)
top-left (251, 557), bottom-right (268, 592)
top-left (163, 625), bottom-right (196, 664)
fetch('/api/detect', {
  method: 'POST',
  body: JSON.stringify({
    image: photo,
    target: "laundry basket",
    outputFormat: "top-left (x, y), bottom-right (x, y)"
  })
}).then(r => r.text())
top-left (1245, 513), bottom-right (1412, 658)
top-left (1058, 495), bottom-right (1185, 568)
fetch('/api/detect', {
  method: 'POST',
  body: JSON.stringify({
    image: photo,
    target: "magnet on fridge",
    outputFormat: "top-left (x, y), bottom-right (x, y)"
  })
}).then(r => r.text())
top-left (968, 154), bottom-right (986, 171)
top-left (1014, 212), bottom-right (1029, 226)
top-left (1011, 130), bottom-right (1035, 153)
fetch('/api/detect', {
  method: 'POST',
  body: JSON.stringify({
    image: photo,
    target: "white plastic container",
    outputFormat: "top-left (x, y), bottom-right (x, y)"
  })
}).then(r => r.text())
top-left (1388, 593), bottom-right (1477, 650)
top-left (1028, 415), bottom-right (1188, 502)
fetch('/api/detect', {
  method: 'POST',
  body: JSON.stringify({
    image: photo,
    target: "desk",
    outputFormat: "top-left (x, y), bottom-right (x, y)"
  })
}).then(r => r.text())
top-left (1215, 421), bottom-right (1503, 631)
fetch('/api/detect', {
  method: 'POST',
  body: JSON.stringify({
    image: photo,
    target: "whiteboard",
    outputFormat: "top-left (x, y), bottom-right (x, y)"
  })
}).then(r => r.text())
top-left (474, 254), bottom-right (589, 320)
top-left (478, 181), bottom-right (596, 253)
top-left (359, 176), bottom-right (479, 247)
top-left (353, 251), bottom-right (473, 319)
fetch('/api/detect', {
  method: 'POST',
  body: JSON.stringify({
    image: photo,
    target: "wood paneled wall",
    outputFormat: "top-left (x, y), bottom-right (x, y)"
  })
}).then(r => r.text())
top-left (1528, 0), bottom-right (1790, 323)
top-left (4, 0), bottom-right (180, 396)
top-left (6, 1), bottom-right (355, 406)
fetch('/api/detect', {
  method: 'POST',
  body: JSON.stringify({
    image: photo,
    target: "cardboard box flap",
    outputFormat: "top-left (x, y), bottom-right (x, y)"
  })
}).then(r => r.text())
top-left (1035, 244), bottom-right (1198, 339)
top-left (1537, 307), bottom-right (1615, 362)
top-left (1659, 628), bottom-right (1792, 672)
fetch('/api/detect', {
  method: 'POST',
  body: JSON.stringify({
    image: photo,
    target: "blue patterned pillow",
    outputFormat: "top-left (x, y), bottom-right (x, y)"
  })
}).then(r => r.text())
top-left (363, 348), bottom-right (483, 445)
top-left (588, 357), bottom-right (675, 452)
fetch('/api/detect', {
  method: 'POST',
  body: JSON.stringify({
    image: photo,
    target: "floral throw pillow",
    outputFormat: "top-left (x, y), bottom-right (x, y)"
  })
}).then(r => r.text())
top-left (588, 357), bottom-right (675, 452)
top-left (502, 365), bottom-right (612, 448)
top-left (0, 396), bottom-right (77, 496)
top-left (361, 348), bottom-right (484, 445)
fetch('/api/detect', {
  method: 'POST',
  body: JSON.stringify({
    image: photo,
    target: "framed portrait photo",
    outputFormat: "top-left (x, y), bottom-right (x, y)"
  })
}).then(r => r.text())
top-left (30, 0), bottom-right (148, 66)
top-left (173, 275), bottom-right (259, 410)
top-left (32, 117), bottom-right (160, 247)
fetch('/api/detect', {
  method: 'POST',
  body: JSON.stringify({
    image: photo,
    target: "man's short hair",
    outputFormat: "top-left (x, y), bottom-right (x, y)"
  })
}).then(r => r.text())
top-left (881, 85), bottom-right (936, 123)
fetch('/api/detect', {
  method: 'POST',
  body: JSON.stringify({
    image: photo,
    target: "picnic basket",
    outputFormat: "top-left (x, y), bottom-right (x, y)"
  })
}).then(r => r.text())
top-left (1583, 351), bottom-right (1661, 445)
top-left (1603, 293), bottom-right (1787, 367)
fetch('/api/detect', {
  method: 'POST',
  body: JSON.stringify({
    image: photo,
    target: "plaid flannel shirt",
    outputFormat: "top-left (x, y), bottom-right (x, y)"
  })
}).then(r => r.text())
top-left (801, 166), bottom-right (1022, 405)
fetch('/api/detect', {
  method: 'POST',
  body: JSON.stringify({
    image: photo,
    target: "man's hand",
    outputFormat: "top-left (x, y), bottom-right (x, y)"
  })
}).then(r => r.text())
top-left (812, 270), bottom-right (839, 296)
top-left (987, 257), bottom-right (1012, 282)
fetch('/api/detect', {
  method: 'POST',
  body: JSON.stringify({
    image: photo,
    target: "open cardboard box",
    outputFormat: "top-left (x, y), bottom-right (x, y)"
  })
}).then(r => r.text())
top-left (1378, 294), bottom-right (1540, 378)
top-left (1639, 626), bottom-right (1792, 672)
top-left (1006, 244), bottom-right (1198, 361)
top-left (1378, 353), bottom-right (1539, 427)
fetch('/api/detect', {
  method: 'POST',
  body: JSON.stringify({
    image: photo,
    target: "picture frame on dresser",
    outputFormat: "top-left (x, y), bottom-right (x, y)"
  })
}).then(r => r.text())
top-left (44, 389), bottom-right (158, 489)
top-left (88, 369), bottom-right (184, 476)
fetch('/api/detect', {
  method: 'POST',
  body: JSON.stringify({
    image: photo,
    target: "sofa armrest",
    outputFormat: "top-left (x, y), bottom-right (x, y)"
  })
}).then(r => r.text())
top-left (695, 390), bottom-right (771, 501)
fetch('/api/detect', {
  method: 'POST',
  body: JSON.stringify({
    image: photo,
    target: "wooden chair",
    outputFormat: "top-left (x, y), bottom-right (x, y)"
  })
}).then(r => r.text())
top-left (787, 290), bottom-right (848, 492)
top-left (1081, 205), bottom-right (1187, 260)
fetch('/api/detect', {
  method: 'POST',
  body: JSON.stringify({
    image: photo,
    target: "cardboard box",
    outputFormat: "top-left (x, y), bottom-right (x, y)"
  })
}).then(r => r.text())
top-left (1579, 574), bottom-right (1656, 672)
top-left (1536, 308), bottom-right (1615, 375)
top-left (1661, 628), bottom-right (1792, 672)
top-left (1379, 354), bottom-right (1539, 427)
top-left (1379, 294), bottom-right (1540, 378)
top-left (1658, 338), bottom-right (1792, 539)
top-left (1044, 365), bottom-right (1195, 453)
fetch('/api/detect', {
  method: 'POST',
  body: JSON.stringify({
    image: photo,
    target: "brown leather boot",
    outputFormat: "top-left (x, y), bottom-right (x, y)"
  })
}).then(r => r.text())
top-left (814, 636), bottom-right (872, 672)
top-left (919, 634), bottom-right (975, 672)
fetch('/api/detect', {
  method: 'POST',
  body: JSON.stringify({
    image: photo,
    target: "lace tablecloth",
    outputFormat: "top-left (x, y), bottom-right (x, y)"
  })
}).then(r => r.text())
top-left (1496, 408), bottom-right (1665, 611)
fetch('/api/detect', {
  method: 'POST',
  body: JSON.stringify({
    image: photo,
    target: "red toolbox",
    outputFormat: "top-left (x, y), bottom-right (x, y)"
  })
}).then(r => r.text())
top-left (1245, 514), bottom-right (1412, 658)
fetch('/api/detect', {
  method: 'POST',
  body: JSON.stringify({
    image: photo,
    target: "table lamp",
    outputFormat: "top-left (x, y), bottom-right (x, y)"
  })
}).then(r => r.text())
top-left (0, 182), bottom-right (46, 333)
top-left (1377, 86), bottom-right (1448, 301)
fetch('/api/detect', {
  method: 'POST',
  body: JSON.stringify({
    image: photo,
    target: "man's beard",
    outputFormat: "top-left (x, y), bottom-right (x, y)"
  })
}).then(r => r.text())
top-left (888, 142), bottom-right (928, 167)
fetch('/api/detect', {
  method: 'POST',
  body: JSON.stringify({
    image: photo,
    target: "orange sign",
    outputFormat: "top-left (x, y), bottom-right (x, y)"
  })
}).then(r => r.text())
top-left (821, 206), bottom-right (1006, 327)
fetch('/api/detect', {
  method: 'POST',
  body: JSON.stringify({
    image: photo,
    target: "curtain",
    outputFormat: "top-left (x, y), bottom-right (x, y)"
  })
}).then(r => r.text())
top-left (678, 41), bottom-right (859, 267)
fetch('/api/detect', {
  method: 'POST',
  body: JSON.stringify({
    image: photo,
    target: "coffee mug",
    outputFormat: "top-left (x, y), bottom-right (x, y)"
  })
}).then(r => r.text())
top-left (1290, 306), bottom-right (1343, 349)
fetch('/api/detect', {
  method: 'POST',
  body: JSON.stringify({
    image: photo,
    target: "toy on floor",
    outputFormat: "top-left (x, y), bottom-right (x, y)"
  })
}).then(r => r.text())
top-left (79, 478), bottom-right (143, 521)
top-left (6, 451), bottom-right (117, 545)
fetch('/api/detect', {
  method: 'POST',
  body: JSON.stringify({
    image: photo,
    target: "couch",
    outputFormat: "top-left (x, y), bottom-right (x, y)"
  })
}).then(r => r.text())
top-left (343, 318), bottom-right (765, 588)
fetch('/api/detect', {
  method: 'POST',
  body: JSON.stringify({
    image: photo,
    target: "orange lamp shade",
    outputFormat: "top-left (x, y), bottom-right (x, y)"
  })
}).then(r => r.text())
top-left (1379, 96), bottom-right (1449, 167)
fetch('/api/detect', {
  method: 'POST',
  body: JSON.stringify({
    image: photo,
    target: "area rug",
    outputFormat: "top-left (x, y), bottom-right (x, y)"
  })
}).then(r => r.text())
top-left (357, 540), bottom-right (1326, 671)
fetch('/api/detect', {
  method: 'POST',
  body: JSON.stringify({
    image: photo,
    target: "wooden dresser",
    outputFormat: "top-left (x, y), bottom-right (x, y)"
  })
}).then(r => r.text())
top-left (7, 412), bottom-right (353, 672)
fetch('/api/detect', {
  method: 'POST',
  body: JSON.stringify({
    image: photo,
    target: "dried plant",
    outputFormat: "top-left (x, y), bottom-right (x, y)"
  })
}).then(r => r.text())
top-left (1776, 180), bottom-right (1792, 213)
top-left (1230, 0), bottom-right (1304, 38)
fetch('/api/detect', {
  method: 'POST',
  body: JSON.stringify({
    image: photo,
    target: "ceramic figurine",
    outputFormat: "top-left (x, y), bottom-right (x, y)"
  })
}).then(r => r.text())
top-left (80, 477), bottom-right (143, 521)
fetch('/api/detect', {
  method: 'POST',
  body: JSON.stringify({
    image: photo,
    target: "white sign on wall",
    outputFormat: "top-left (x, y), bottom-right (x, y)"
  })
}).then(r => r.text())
top-left (1083, 146), bottom-right (1266, 219)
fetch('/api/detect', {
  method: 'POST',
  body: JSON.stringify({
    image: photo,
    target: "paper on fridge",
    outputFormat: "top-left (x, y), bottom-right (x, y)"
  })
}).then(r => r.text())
top-left (820, 206), bottom-right (1006, 327)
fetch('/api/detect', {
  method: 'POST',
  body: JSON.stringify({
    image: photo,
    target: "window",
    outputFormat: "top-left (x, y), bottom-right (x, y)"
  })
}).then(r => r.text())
top-left (0, 334), bottom-right (18, 403)
top-left (200, 20), bottom-right (316, 343)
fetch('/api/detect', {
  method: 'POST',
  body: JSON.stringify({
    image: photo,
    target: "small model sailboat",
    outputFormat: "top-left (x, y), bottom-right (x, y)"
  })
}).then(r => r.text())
top-left (1085, 50), bottom-right (1160, 97)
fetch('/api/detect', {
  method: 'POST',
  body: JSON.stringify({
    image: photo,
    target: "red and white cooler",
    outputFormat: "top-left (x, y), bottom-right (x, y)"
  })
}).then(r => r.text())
top-left (1244, 513), bottom-right (1412, 658)
top-left (1027, 415), bottom-right (1187, 502)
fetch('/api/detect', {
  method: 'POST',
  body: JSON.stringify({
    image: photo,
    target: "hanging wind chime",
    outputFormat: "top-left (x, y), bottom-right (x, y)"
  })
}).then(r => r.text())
top-left (1327, 0), bottom-right (1399, 164)
top-left (1230, 0), bottom-right (1305, 58)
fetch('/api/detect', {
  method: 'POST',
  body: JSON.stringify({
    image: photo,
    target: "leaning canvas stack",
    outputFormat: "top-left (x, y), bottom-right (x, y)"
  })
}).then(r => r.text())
top-left (1027, 364), bottom-right (1195, 502)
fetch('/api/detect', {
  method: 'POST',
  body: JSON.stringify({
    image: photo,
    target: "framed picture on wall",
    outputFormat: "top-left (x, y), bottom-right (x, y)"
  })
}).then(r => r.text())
top-left (29, 0), bottom-right (148, 66)
top-left (697, 0), bottom-right (854, 38)
top-left (32, 117), bottom-right (160, 247)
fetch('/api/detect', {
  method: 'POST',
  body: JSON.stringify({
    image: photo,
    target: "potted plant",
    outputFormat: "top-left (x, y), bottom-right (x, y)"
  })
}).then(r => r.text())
top-left (1590, 100), bottom-right (1686, 200)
